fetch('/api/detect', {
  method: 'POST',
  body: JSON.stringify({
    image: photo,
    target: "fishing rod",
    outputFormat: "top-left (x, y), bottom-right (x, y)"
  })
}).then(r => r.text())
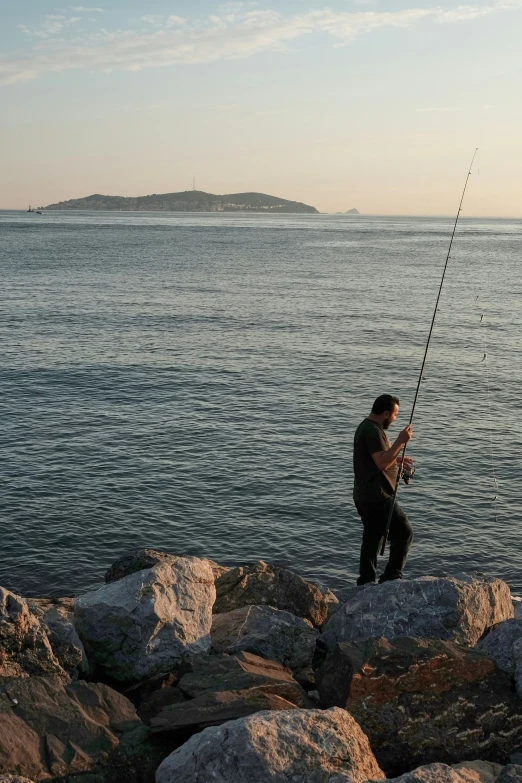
top-left (380, 148), bottom-right (479, 556)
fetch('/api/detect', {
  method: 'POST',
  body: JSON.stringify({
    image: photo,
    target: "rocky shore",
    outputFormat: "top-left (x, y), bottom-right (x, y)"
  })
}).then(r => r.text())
top-left (1, 549), bottom-right (522, 782)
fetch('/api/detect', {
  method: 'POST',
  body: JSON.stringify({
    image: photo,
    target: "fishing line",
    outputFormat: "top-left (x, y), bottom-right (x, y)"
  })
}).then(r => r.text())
top-left (380, 148), bottom-right (479, 556)
top-left (475, 298), bottom-right (500, 520)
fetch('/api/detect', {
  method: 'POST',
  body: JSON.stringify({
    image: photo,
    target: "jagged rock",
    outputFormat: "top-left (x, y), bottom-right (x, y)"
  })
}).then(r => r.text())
top-left (149, 689), bottom-right (298, 733)
top-left (316, 636), bottom-right (522, 775)
top-left (104, 548), bottom-right (228, 583)
top-left (138, 684), bottom-right (186, 724)
top-left (378, 762), bottom-right (502, 783)
top-left (498, 765), bottom-right (522, 783)
top-left (211, 605), bottom-right (319, 671)
top-left (475, 619), bottom-right (522, 674)
top-left (214, 560), bottom-right (338, 627)
top-left (74, 559), bottom-right (215, 682)
top-left (26, 597), bottom-right (88, 677)
top-left (178, 651), bottom-right (310, 707)
top-left (0, 676), bottom-right (148, 780)
top-left (123, 672), bottom-right (178, 708)
top-left (293, 665), bottom-right (316, 690)
top-left (155, 707), bottom-right (384, 783)
top-left (322, 574), bottom-right (513, 650)
top-left (0, 588), bottom-right (66, 680)
top-left (0, 777), bottom-right (36, 783)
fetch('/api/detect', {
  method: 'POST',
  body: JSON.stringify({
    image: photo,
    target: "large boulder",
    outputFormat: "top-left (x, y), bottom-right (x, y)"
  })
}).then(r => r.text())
top-left (105, 548), bottom-right (228, 584)
top-left (377, 761), bottom-right (502, 783)
top-left (155, 707), bottom-right (384, 783)
top-left (475, 619), bottom-right (522, 674)
top-left (322, 574), bottom-right (513, 650)
top-left (316, 636), bottom-right (522, 775)
top-left (26, 597), bottom-right (88, 678)
top-left (149, 689), bottom-right (298, 734)
top-left (211, 605), bottom-right (319, 671)
top-left (74, 558), bottom-right (215, 682)
top-left (177, 651), bottom-right (310, 707)
top-left (214, 560), bottom-right (338, 627)
top-left (0, 675), bottom-right (148, 780)
top-left (0, 588), bottom-right (66, 680)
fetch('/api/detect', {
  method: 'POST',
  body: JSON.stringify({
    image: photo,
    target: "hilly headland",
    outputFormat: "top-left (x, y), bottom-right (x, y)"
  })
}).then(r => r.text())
top-left (41, 190), bottom-right (319, 214)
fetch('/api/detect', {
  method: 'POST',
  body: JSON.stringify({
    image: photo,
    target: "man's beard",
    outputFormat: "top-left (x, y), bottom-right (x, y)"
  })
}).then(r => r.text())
top-left (383, 419), bottom-right (390, 430)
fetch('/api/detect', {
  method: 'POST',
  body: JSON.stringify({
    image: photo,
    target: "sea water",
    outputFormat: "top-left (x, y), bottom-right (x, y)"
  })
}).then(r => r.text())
top-left (1, 210), bottom-right (521, 597)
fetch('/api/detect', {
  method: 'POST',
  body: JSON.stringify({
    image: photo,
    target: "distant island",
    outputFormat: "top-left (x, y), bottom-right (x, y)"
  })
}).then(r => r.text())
top-left (345, 208), bottom-right (360, 215)
top-left (40, 190), bottom-right (319, 214)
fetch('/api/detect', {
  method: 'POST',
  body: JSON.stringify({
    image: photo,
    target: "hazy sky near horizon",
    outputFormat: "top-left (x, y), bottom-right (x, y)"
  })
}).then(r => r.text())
top-left (1, 0), bottom-right (521, 214)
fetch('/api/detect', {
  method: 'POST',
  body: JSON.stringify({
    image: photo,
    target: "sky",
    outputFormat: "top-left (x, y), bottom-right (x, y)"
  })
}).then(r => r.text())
top-left (1, 0), bottom-right (521, 215)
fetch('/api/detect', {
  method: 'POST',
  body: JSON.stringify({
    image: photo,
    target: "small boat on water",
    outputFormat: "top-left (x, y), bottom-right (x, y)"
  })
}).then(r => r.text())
top-left (36, 211), bottom-right (43, 215)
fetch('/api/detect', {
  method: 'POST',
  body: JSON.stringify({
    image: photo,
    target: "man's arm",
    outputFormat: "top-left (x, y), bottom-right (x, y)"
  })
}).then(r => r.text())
top-left (372, 426), bottom-right (412, 472)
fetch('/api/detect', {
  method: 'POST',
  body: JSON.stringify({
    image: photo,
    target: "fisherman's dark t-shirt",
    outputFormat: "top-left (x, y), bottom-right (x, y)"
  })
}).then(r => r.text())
top-left (353, 418), bottom-right (398, 503)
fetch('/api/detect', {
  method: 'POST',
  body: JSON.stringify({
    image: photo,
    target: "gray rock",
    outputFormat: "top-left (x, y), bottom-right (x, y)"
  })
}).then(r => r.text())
top-left (316, 636), bottom-right (522, 775)
top-left (498, 765), bottom-right (522, 783)
top-left (452, 761), bottom-right (504, 783)
top-left (74, 558), bottom-right (215, 682)
top-left (475, 619), bottom-right (522, 674)
top-left (105, 548), bottom-right (228, 584)
top-left (513, 599), bottom-right (522, 621)
top-left (26, 597), bottom-right (89, 677)
top-left (0, 587), bottom-right (66, 680)
top-left (333, 584), bottom-right (360, 606)
top-left (379, 762), bottom-right (502, 783)
top-left (214, 560), bottom-right (338, 627)
top-left (155, 707), bottom-right (384, 783)
top-left (178, 651), bottom-right (310, 707)
top-left (211, 605), bottom-right (319, 671)
top-left (0, 675), bottom-right (148, 780)
top-left (514, 638), bottom-right (522, 698)
top-left (322, 574), bottom-right (513, 649)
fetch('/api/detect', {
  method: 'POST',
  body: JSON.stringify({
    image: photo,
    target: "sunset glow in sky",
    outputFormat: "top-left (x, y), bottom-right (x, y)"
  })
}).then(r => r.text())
top-left (2, 0), bottom-right (522, 214)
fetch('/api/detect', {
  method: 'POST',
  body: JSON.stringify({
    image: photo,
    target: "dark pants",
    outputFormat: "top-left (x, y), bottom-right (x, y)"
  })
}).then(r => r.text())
top-left (355, 499), bottom-right (413, 585)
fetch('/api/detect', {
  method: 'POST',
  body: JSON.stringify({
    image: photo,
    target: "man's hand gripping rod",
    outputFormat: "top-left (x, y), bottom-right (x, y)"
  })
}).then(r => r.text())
top-left (380, 148), bottom-right (479, 557)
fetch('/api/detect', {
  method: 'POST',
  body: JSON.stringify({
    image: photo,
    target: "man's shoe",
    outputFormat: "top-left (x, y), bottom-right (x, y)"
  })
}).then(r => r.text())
top-left (378, 574), bottom-right (403, 584)
top-left (356, 579), bottom-right (377, 586)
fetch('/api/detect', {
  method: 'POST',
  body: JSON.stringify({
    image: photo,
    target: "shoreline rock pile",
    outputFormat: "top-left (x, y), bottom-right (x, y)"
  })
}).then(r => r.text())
top-left (1, 549), bottom-right (522, 782)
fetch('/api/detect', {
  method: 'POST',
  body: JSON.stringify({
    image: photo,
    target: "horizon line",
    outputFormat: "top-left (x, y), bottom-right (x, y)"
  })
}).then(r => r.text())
top-left (1, 208), bottom-right (520, 220)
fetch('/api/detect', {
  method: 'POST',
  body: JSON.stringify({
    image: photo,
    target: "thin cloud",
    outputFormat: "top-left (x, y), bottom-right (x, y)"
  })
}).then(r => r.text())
top-left (3, 1), bottom-right (522, 86)
top-left (167, 15), bottom-right (186, 26)
top-left (72, 6), bottom-right (105, 11)
top-left (18, 14), bottom-right (81, 39)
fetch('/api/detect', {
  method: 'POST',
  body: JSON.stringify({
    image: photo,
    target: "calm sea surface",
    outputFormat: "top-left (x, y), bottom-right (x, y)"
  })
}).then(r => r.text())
top-left (1, 210), bottom-right (521, 598)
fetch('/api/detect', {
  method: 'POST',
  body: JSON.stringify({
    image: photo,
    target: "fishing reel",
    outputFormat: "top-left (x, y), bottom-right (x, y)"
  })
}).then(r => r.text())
top-left (401, 462), bottom-right (416, 485)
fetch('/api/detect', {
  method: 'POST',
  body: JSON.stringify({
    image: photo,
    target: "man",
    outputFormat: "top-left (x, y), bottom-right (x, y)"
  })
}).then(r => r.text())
top-left (353, 394), bottom-right (413, 585)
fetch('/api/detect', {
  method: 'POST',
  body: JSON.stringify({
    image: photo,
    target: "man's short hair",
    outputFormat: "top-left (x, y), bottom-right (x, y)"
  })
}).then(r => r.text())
top-left (372, 394), bottom-right (400, 415)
